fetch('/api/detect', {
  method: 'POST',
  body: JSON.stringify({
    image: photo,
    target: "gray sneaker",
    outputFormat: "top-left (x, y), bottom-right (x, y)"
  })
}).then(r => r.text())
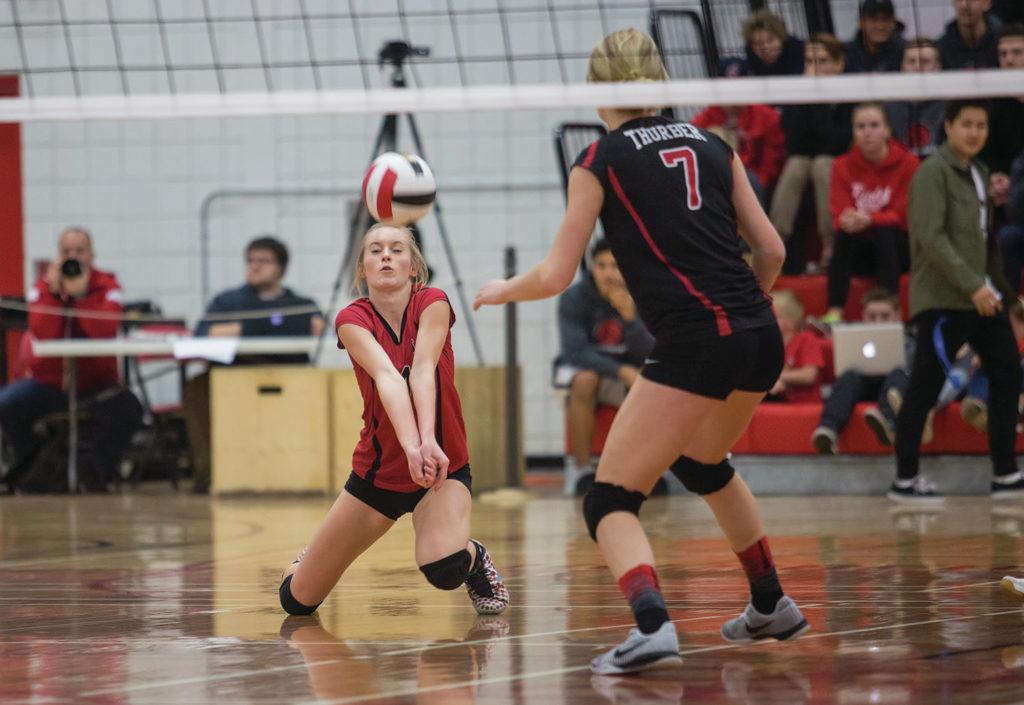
top-left (590, 621), bottom-right (682, 675)
top-left (720, 596), bottom-right (810, 644)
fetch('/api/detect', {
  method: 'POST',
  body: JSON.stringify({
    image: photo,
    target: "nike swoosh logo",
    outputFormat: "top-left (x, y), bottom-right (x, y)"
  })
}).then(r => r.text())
top-left (745, 621), bottom-right (771, 635)
top-left (644, 358), bottom-right (659, 365)
top-left (613, 641), bottom-right (646, 659)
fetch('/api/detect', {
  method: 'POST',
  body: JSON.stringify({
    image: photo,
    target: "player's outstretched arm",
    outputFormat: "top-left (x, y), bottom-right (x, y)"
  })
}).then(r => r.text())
top-left (408, 300), bottom-right (452, 489)
top-left (474, 167), bottom-right (602, 309)
top-left (338, 323), bottom-right (432, 487)
top-left (732, 153), bottom-right (785, 291)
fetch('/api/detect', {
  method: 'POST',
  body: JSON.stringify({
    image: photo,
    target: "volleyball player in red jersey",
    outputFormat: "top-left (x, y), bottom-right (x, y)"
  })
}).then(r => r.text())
top-left (475, 29), bottom-right (808, 674)
top-left (279, 223), bottom-right (509, 617)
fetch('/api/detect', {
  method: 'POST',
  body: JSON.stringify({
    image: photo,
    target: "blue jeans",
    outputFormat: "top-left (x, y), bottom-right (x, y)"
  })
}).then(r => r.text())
top-left (0, 378), bottom-right (143, 482)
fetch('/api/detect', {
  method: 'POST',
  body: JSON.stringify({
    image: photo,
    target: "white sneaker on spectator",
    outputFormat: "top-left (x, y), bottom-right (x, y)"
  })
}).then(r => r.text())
top-left (1001, 575), bottom-right (1024, 600)
top-left (862, 407), bottom-right (894, 446)
top-left (811, 426), bottom-right (837, 455)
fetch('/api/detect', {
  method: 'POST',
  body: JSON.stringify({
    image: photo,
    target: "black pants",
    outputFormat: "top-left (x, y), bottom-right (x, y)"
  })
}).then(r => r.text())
top-left (895, 310), bottom-right (1021, 480)
top-left (827, 228), bottom-right (909, 309)
top-left (819, 367), bottom-right (906, 432)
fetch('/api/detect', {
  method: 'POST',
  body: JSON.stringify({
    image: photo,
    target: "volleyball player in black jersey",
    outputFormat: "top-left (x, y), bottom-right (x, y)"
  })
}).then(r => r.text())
top-left (475, 28), bottom-right (809, 674)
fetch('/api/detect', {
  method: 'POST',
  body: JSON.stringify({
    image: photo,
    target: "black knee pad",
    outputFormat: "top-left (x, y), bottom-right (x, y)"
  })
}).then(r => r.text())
top-left (279, 574), bottom-right (321, 616)
top-left (582, 481), bottom-right (647, 541)
top-left (420, 549), bottom-right (472, 590)
top-left (670, 456), bottom-right (735, 495)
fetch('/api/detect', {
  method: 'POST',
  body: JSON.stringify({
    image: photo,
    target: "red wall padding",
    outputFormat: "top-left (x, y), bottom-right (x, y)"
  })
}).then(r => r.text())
top-left (0, 75), bottom-right (24, 382)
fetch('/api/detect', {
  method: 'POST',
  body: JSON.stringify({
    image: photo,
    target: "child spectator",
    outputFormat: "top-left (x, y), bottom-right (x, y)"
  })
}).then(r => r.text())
top-left (769, 33), bottom-right (852, 272)
top-left (885, 39), bottom-right (947, 158)
top-left (742, 9), bottom-right (806, 76)
top-left (844, 0), bottom-right (906, 73)
top-left (691, 57), bottom-right (786, 208)
top-left (824, 103), bottom-right (919, 322)
top-left (959, 303), bottom-right (1024, 431)
top-left (768, 290), bottom-right (826, 403)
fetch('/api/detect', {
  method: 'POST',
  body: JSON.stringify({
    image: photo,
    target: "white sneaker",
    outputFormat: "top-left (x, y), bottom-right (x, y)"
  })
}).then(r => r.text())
top-left (887, 476), bottom-right (945, 507)
top-left (811, 426), bottom-right (837, 455)
top-left (590, 622), bottom-right (682, 675)
top-left (720, 596), bottom-right (810, 643)
top-left (1001, 575), bottom-right (1024, 600)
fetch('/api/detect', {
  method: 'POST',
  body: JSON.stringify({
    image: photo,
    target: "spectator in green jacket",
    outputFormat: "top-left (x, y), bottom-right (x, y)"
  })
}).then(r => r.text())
top-left (891, 100), bottom-right (1024, 504)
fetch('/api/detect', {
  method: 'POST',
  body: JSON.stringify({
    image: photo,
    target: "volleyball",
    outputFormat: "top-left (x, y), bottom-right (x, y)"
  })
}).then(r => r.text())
top-left (362, 152), bottom-right (436, 226)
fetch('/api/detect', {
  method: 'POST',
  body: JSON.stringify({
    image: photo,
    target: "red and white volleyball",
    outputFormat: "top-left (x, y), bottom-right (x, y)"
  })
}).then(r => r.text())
top-left (362, 152), bottom-right (436, 226)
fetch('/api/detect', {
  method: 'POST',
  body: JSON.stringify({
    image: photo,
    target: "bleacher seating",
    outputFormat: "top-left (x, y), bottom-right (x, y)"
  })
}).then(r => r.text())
top-left (771, 274), bottom-right (911, 321)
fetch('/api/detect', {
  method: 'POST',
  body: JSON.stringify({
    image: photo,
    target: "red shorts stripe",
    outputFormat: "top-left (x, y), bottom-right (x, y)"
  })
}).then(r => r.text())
top-left (606, 165), bottom-right (732, 336)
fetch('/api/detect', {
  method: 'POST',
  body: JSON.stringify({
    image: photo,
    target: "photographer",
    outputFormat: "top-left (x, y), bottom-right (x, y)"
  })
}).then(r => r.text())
top-left (0, 227), bottom-right (142, 490)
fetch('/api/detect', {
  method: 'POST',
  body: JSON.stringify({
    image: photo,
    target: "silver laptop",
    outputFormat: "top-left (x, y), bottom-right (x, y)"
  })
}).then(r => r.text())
top-left (831, 322), bottom-right (905, 377)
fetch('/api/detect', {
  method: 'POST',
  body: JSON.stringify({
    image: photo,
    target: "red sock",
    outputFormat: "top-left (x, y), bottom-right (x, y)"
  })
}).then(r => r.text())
top-left (618, 565), bottom-right (669, 634)
top-left (735, 537), bottom-right (784, 614)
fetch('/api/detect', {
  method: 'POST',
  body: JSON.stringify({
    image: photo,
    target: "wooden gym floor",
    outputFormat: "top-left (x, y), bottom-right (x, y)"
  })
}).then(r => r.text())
top-left (2, 489), bottom-right (1023, 704)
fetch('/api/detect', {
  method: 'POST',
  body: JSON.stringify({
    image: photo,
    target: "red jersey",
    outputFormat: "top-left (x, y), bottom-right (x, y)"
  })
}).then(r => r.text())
top-left (691, 104), bottom-right (787, 189)
top-left (335, 286), bottom-right (469, 492)
top-left (782, 329), bottom-right (825, 403)
top-left (25, 268), bottom-right (123, 393)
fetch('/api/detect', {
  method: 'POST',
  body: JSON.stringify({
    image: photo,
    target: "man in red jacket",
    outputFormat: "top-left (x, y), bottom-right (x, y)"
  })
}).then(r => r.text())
top-left (824, 103), bottom-right (920, 321)
top-left (0, 227), bottom-right (142, 489)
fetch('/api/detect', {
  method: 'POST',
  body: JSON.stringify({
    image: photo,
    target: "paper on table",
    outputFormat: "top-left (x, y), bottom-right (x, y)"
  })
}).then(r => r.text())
top-left (173, 338), bottom-right (239, 364)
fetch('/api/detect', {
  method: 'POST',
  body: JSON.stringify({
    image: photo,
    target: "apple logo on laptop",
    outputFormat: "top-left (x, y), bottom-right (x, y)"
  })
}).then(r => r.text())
top-left (863, 342), bottom-right (877, 359)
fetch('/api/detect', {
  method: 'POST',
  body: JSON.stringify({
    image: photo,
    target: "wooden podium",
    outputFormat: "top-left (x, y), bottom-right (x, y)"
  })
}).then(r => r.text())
top-left (211, 366), bottom-right (521, 495)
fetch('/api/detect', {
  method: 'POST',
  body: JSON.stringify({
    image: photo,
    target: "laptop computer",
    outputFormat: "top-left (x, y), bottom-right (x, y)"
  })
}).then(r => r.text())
top-left (831, 322), bottom-right (905, 377)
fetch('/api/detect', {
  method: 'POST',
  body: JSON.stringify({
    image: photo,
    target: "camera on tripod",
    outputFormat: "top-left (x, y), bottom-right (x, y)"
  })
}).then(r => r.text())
top-left (378, 41), bottom-right (430, 68)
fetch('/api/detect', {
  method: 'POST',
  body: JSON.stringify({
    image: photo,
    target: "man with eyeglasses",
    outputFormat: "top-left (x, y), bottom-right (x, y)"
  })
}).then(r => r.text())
top-left (185, 235), bottom-right (324, 493)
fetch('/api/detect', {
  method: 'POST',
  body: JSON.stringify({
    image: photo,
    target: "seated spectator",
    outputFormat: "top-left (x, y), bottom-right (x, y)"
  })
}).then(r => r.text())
top-left (998, 149), bottom-right (1024, 290)
top-left (885, 38), bottom-right (947, 158)
top-left (766, 290), bottom-right (825, 403)
top-left (980, 24), bottom-right (1024, 211)
top-left (0, 227), bottom-right (143, 490)
top-left (937, 0), bottom-right (1001, 69)
top-left (844, 0), bottom-right (906, 73)
top-left (825, 103), bottom-right (919, 321)
top-left (554, 238), bottom-right (654, 495)
top-left (691, 58), bottom-right (786, 208)
top-left (742, 9), bottom-right (805, 76)
top-left (811, 289), bottom-right (924, 453)
top-left (959, 302), bottom-right (1024, 431)
top-left (184, 236), bottom-right (324, 493)
top-left (769, 33), bottom-right (852, 271)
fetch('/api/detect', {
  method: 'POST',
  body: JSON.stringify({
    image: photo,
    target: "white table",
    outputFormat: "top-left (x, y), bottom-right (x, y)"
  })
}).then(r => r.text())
top-left (31, 336), bottom-right (321, 492)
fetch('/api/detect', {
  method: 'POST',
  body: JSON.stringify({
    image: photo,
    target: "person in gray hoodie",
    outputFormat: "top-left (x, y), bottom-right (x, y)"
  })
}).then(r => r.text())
top-left (554, 238), bottom-right (654, 494)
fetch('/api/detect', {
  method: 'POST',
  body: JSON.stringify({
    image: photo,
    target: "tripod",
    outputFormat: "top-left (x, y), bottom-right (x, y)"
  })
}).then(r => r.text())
top-left (317, 41), bottom-right (484, 366)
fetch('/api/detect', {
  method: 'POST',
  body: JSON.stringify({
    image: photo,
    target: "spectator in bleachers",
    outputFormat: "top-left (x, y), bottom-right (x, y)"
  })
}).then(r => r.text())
top-left (892, 99), bottom-right (1024, 503)
top-left (554, 238), bottom-right (654, 495)
top-left (742, 9), bottom-right (805, 77)
top-left (811, 288), bottom-right (925, 454)
top-left (769, 33), bottom-right (852, 272)
top-left (998, 149), bottom-right (1024, 291)
top-left (184, 236), bottom-right (324, 493)
top-left (844, 0), bottom-right (906, 73)
top-left (979, 24), bottom-right (1024, 211)
top-left (885, 39), bottom-right (947, 158)
top-left (766, 290), bottom-right (825, 403)
top-left (958, 302), bottom-right (1024, 430)
top-left (937, 0), bottom-right (1001, 69)
top-left (0, 227), bottom-right (143, 490)
top-left (691, 57), bottom-right (786, 209)
top-left (824, 103), bottom-right (919, 322)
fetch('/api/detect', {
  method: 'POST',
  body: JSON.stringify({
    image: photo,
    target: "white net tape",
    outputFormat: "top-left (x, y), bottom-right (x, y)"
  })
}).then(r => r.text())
top-left (1, 70), bottom-right (1021, 122)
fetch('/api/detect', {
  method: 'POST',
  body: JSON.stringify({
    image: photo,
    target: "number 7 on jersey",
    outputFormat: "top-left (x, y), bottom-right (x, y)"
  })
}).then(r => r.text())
top-left (659, 147), bottom-right (702, 211)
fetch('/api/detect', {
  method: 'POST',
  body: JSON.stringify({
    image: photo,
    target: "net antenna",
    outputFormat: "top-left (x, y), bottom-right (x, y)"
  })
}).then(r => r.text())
top-left (317, 40), bottom-right (485, 366)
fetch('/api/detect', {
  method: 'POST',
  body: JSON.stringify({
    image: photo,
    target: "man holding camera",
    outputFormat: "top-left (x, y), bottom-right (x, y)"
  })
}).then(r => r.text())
top-left (0, 227), bottom-right (142, 491)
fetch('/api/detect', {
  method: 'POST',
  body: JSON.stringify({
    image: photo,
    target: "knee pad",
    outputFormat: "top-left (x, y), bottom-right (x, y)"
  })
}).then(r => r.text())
top-left (582, 481), bottom-right (647, 541)
top-left (420, 549), bottom-right (472, 591)
top-left (670, 456), bottom-right (735, 495)
top-left (279, 574), bottom-right (321, 616)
